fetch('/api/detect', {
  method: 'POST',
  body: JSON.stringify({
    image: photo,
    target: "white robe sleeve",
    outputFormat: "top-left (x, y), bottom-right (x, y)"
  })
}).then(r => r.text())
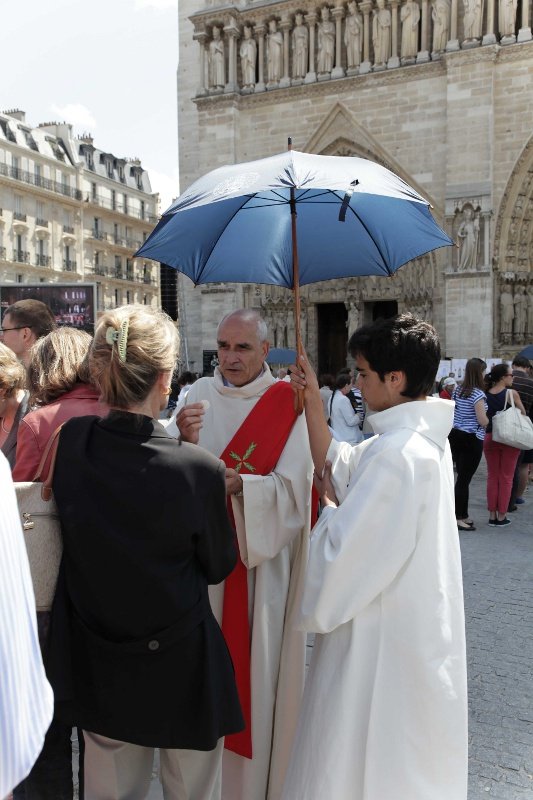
top-left (231, 413), bottom-right (313, 569)
top-left (299, 438), bottom-right (419, 633)
top-left (324, 436), bottom-right (372, 505)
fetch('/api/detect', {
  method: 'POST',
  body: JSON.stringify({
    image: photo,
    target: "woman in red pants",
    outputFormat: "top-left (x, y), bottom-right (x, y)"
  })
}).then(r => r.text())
top-left (483, 364), bottom-right (526, 526)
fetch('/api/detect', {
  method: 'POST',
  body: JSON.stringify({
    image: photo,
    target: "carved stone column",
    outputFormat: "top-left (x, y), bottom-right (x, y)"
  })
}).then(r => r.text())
top-left (482, 0), bottom-right (497, 44)
top-left (360, 0), bottom-right (373, 73)
top-left (388, 0), bottom-right (400, 67)
top-left (254, 23), bottom-right (266, 92)
top-left (518, 0), bottom-right (532, 41)
top-left (417, 0), bottom-right (430, 61)
top-left (332, 6), bottom-right (346, 78)
top-left (224, 21), bottom-right (239, 93)
top-left (194, 31), bottom-right (208, 96)
top-left (280, 16), bottom-right (292, 88)
top-left (305, 11), bottom-right (317, 83)
top-left (446, 0), bottom-right (460, 50)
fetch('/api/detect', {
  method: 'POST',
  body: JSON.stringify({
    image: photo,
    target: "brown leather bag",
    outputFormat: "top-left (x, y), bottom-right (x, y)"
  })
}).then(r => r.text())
top-left (14, 426), bottom-right (63, 612)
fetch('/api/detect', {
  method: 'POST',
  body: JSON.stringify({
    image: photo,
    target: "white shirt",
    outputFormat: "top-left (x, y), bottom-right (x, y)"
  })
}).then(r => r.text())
top-left (282, 398), bottom-right (468, 800)
top-left (329, 390), bottom-right (363, 444)
top-left (0, 452), bottom-right (53, 798)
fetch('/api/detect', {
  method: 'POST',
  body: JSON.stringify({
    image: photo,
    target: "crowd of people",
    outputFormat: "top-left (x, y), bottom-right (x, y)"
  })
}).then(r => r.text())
top-left (0, 297), bottom-right (531, 800)
top-left (445, 355), bottom-right (532, 530)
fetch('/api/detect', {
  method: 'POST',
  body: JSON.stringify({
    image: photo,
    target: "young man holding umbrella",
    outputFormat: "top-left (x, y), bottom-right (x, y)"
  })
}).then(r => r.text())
top-left (283, 313), bottom-right (468, 800)
top-left (172, 308), bottom-right (313, 800)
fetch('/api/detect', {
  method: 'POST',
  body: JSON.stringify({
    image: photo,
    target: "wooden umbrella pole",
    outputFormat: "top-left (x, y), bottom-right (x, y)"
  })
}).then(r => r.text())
top-left (288, 137), bottom-right (304, 414)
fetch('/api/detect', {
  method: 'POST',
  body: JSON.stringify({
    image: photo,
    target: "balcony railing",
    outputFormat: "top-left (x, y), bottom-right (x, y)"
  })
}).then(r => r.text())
top-left (13, 211), bottom-right (27, 222)
top-left (84, 191), bottom-right (158, 223)
top-left (63, 224), bottom-right (75, 234)
top-left (63, 259), bottom-right (77, 272)
top-left (91, 229), bottom-right (106, 240)
top-left (0, 246), bottom-right (6, 261)
top-left (0, 162), bottom-right (82, 201)
top-left (12, 249), bottom-right (30, 263)
top-left (36, 218), bottom-right (49, 228)
top-left (35, 254), bottom-right (51, 267)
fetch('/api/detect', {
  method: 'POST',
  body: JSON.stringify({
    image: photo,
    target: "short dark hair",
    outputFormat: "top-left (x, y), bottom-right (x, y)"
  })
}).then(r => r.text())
top-left (5, 299), bottom-right (56, 339)
top-left (348, 313), bottom-right (441, 398)
top-left (318, 373), bottom-right (334, 389)
top-left (512, 355), bottom-right (531, 369)
top-left (178, 371), bottom-right (196, 386)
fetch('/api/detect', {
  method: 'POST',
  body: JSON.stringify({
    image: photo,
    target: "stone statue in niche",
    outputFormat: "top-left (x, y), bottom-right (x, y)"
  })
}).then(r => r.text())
top-left (345, 0), bottom-right (363, 68)
top-left (373, 0), bottom-right (392, 66)
top-left (240, 26), bottom-right (257, 89)
top-left (292, 13), bottom-right (309, 80)
top-left (513, 285), bottom-right (527, 338)
top-left (400, 0), bottom-right (420, 60)
top-left (431, 0), bottom-right (450, 51)
top-left (499, 0), bottom-right (518, 37)
top-left (208, 26), bottom-right (225, 89)
top-left (457, 206), bottom-right (480, 270)
top-left (500, 285), bottom-right (515, 337)
top-left (345, 300), bottom-right (360, 336)
top-left (463, 0), bottom-right (483, 39)
top-left (527, 288), bottom-right (533, 336)
top-left (317, 6), bottom-right (336, 73)
top-left (292, 13), bottom-right (309, 79)
top-left (267, 19), bottom-right (283, 84)
top-left (274, 315), bottom-right (286, 348)
top-left (286, 311), bottom-right (295, 347)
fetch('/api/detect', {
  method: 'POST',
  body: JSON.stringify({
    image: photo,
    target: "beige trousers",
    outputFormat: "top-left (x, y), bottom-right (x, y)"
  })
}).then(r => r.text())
top-left (83, 731), bottom-right (223, 800)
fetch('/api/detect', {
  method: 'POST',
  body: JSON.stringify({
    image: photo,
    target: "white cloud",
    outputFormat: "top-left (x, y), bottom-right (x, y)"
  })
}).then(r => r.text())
top-left (50, 103), bottom-right (97, 131)
top-left (135, 0), bottom-right (176, 10)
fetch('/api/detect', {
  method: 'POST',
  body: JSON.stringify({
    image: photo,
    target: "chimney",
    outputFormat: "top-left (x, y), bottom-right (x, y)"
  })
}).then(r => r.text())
top-left (3, 109), bottom-right (26, 122)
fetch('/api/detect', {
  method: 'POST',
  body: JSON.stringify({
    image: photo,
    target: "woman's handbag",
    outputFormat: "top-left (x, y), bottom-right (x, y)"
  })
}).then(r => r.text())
top-left (492, 390), bottom-right (533, 450)
top-left (14, 426), bottom-right (63, 612)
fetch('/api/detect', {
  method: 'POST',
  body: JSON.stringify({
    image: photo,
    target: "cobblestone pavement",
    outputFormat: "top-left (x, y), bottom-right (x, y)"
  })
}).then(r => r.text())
top-left (75, 464), bottom-right (533, 799)
top-left (460, 460), bottom-right (533, 799)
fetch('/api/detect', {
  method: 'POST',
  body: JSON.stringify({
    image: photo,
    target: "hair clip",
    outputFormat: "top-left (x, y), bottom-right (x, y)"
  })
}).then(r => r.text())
top-left (105, 319), bottom-right (129, 363)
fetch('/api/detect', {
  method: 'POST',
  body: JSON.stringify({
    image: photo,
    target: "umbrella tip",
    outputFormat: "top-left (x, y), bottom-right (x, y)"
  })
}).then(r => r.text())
top-left (288, 136), bottom-right (292, 150)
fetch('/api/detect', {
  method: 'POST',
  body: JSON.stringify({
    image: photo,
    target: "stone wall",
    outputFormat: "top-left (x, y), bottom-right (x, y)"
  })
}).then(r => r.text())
top-left (178, 0), bottom-right (533, 366)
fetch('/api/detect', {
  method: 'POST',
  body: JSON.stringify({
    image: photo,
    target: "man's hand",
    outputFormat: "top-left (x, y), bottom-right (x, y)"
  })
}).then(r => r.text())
top-left (313, 461), bottom-right (338, 508)
top-left (226, 468), bottom-right (244, 496)
top-left (177, 402), bottom-right (205, 444)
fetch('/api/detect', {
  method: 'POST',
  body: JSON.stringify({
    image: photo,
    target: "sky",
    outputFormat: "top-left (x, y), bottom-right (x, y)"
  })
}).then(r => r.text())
top-left (1, 0), bottom-right (180, 212)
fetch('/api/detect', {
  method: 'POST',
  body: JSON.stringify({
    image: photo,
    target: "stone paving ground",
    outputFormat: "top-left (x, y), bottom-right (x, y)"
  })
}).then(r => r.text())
top-left (73, 462), bottom-right (532, 799)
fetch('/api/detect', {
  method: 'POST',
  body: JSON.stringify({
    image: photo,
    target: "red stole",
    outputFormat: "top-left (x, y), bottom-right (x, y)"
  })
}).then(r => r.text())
top-left (219, 381), bottom-right (298, 759)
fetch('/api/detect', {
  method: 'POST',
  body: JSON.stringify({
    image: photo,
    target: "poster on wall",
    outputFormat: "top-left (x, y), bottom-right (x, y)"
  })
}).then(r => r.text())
top-left (0, 283), bottom-right (96, 333)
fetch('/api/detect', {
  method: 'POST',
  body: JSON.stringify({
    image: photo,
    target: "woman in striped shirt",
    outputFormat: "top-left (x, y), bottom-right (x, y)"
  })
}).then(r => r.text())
top-left (449, 359), bottom-right (489, 530)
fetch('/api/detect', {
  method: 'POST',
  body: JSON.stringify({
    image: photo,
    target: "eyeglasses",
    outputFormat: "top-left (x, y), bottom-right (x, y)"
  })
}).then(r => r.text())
top-left (0, 326), bottom-right (29, 334)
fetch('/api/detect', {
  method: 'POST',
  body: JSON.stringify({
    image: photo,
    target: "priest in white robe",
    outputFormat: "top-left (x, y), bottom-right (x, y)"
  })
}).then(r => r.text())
top-left (282, 313), bottom-right (468, 800)
top-left (168, 308), bottom-right (313, 800)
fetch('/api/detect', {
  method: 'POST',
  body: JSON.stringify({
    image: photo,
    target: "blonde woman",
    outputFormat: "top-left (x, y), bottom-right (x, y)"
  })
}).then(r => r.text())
top-left (0, 342), bottom-right (28, 469)
top-left (47, 305), bottom-right (243, 800)
top-left (12, 327), bottom-right (107, 481)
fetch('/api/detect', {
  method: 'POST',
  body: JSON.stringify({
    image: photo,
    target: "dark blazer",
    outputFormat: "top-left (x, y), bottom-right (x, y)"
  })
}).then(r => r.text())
top-left (48, 411), bottom-right (243, 749)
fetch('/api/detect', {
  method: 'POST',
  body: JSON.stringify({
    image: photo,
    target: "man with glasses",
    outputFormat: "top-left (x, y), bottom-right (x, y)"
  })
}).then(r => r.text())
top-left (1, 300), bottom-right (56, 367)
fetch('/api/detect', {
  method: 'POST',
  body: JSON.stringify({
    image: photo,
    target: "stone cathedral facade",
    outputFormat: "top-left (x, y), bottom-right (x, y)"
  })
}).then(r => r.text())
top-left (177, 0), bottom-right (533, 373)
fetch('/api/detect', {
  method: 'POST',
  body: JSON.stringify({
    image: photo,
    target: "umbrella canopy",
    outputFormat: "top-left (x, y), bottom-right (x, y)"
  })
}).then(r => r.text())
top-left (517, 344), bottom-right (533, 360)
top-left (135, 149), bottom-right (452, 288)
top-left (266, 348), bottom-right (297, 365)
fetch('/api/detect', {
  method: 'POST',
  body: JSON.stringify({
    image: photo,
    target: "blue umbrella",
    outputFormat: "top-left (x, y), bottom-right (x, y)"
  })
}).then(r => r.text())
top-left (136, 147), bottom-right (452, 289)
top-left (136, 145), bottom-right (453, 409)
top-left (517, 345), bottom-right (533, 360)
top-left (266, 348), bottom-right (297, 365)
